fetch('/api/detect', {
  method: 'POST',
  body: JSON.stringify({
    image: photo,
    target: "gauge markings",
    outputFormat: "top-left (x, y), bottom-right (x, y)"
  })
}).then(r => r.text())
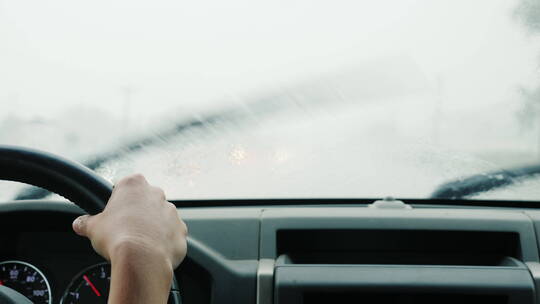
top-left (83, 274), bottom-right (102, 297)
top-left (61, 262), bottom-right (110, 304)
top-left (0, 261), bottom-right (52, 304)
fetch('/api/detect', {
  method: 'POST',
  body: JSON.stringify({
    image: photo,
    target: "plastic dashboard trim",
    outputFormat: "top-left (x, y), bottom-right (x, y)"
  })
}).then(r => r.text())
top-left (4, 200), bottom-right (540, 304)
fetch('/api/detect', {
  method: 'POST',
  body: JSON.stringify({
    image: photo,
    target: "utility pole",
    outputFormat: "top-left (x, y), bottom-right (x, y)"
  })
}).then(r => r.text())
top-left (432, 76), bottom-right (444, 145)
top-left (537, 107), bottom-right (540, 161)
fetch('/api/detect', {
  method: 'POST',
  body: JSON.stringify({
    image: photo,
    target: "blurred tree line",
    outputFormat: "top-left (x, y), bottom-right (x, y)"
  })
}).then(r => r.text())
top-left (515, 0), bottom-right (540, 156)
top-left (515, 0), bottom-right (540, 32)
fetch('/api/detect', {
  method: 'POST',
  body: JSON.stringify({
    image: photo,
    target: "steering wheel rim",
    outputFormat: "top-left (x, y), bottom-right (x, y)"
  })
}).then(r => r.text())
top-left (0, 145), bottom-right (109, 303)
top-left (0, 145), bottom-right (112, 215)
top-left (0, 146), bottom-right (183, 304)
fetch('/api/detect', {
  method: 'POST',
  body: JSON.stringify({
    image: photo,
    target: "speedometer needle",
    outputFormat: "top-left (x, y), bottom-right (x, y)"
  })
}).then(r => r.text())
top-left (83, 275), bottom-right (102, 297)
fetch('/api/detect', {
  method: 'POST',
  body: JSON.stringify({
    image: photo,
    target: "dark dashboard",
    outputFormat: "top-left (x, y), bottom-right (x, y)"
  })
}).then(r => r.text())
top-left (3, 199), bottom-right (540, 304)
top-left (0, 210), bottom-right (102, 303)
top-left (0, 204), bottom-right (210, 304)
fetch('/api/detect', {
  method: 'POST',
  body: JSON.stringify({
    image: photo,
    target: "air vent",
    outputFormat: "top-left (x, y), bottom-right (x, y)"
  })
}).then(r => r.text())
top-left (303, 293), bottom-right (508, 304)
top-left (277, 229), bottom-right (521, 266)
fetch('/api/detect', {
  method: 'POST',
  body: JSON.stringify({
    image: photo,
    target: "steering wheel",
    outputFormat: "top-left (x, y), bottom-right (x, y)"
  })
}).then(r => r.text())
top-left (0, 145), bottom-right (181, 303)
top-left (0, 145), bottom-right (111, 215)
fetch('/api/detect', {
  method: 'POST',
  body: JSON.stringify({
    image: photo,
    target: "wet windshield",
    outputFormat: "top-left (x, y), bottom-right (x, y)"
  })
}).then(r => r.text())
top-left (1, 0), bottom-right (540, 201)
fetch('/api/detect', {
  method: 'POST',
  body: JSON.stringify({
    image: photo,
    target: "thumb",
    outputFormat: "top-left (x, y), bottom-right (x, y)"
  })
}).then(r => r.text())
top-left (72, 215), bottom-right (93, 237)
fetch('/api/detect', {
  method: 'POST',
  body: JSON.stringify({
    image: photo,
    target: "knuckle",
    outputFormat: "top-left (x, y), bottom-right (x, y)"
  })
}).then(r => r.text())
top-left (181, 220), bottom-right (189, 236)
top-left (153, 187), bottom-right (167, 200)
top-left (175, 238), bottom-right (188, 260)
top-left (131, 173), bottom-right (145, 180)
top-left (167, 202), bottom-right (177, 211)
top-left (119, 174), bottom-right (146, 186)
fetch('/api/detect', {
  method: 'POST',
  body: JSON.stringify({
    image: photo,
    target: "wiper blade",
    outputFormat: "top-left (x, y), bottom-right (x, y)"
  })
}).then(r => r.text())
top-left (431, 164), bottom-right (540, 199)
top-left (13, 109), bottom-right (246, 200)
top-left (13, 90), bottom-right (323, 200)
top-left (14, 57), bottom-right (426, 201)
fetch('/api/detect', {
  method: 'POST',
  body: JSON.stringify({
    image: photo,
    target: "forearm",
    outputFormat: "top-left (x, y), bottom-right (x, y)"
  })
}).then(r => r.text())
top-left (108, 241), bottom-right (173, 304)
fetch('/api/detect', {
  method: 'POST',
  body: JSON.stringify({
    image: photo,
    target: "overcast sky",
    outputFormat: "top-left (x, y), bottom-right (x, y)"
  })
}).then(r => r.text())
top-left (3, 0), bottom-right (540, 200)
top-left (1, 0), bottom-right (539, 122)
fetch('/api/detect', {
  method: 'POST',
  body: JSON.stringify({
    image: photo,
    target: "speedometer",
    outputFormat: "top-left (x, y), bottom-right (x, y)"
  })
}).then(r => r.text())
top-left (61, 263), bottom-right (110, 304)
top-left (0, 261), bottom-right (52, 304)
top-left (62, 262), bottom-right (182, 304)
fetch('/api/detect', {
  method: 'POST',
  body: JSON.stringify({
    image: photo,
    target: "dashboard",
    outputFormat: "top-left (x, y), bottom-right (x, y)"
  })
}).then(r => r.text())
top-left (0, 205), bottom-right (193, 304)
top-left (2, 199), bottom-right (540, 304)
top-left (0, 210), bottom-right (104, 303)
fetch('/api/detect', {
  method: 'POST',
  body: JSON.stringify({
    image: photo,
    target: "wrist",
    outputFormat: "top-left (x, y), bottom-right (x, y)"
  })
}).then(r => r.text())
top-left (111, 238), bottom-right (174, 275)
top-left (111, 238), bottom-right (174, 301)
top-left (109, 239), bottom-right (174, 304)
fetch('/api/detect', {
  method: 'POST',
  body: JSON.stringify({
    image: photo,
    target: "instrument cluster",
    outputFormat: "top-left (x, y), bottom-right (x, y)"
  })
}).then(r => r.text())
top-left (0, 260), bottom-right (110, 304)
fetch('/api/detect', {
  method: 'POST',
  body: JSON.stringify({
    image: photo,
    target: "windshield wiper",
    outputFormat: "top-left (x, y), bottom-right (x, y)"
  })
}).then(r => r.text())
top-left (431, 164), bottom-right (540, 199)
top-left (14, 58), bottom-right (426, 201)
top-left (12, 81), bottom-right (328, 200)
top-left (13, 108), bottom-right (249, 200)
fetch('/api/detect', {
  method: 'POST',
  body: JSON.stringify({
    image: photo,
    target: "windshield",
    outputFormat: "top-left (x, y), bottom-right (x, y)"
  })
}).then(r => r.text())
top-left (2, 0), bottom-right (540, 201)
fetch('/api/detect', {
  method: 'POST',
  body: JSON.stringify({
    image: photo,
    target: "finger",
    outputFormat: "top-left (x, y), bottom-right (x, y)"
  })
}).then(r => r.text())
top-left (117, 174), bottom-right (148, 188)
top-left (109, 174), bottom-right (150, 203)
top-left (181, 220), bottom-right (188, 236)
top-left (72, 215), bottom-right (93, 237)
top-left (152, 187), bottom-right (166, 201)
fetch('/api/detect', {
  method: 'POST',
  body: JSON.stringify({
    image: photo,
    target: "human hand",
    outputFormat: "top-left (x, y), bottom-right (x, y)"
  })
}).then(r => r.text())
top-left (72, 174), bottom-right (188, 303)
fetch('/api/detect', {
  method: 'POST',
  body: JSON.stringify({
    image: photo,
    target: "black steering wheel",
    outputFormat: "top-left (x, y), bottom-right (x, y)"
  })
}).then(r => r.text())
top-left (0, 145), bottom-right (112, 303)
top-left (0, 145), bottom-right (112, 215)
top-left (0, 146), bottom-right (182, 303)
